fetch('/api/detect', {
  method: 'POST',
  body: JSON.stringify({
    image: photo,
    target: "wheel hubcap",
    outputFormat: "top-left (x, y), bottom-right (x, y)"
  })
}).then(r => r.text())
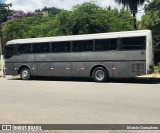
top-left (22, 70), bottom-right (29, 78)
top-left (95, 70), bottom-right (105, 81)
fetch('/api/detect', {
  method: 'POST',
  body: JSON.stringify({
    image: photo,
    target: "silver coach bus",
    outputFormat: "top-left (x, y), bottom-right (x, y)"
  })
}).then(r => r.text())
top-left (4, 30), bottom-right (154, 82)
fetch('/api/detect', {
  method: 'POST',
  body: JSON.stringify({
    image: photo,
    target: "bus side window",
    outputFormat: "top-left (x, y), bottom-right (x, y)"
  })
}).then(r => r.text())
top-left (72, 40), bottom-right (93, 52)
top-left (120, 36), bottom-right (146, 50)
top-left (32, 43), bottom-right (50, 53)
top-left (95, 39), bottom-right (117, 51)
top-left (51, 41), bottom-right (70, 53)
top-left (83, 40), bottom-right (93, 51)
top-left (18, 44), bottom-right (31, 54)
top-left (4, 45), bottom-right (14, 58)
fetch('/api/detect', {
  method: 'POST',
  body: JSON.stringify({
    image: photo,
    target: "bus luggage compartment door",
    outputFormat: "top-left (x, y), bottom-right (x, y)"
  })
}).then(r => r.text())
top-left (37, 63), bottom-right (51, 76)
top-left (71, 62), bottom-right (86, 77)
top-left (112, 62), bottom-right (129, 78)
top-left (51, 63), bottom-right (72, 77)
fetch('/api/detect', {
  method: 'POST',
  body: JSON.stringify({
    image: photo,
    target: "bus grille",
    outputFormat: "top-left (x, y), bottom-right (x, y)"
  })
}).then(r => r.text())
top-left (132, 63), bottom-right (145, 75)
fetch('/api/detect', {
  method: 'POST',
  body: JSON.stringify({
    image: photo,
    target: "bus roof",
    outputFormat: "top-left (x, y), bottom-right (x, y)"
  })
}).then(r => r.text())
top-left (6, 30), bottom-right (151, 45)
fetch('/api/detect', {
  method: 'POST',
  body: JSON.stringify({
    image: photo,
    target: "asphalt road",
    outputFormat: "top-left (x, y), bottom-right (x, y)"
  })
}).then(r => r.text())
top-left (0, 77), bottom-right (160, 133)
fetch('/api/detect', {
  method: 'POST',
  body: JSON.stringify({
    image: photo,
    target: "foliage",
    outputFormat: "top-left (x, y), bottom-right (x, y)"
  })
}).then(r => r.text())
top-left (115, 0), bottom-right (146, 29)
top-left (2, 16), bottom-right (57, 41)
top-left (56, 2), bottom-right (134, 35)
top-left (115, 0), bottom-right (145, 14)
top-left (0, 3), bottom-right (9, 25)
top-left (2, 2), bottom-right (135, 43)
top-left (138, 0), bottom-right (160, 64)
top-left (154, 66), bottom-right (160, 73)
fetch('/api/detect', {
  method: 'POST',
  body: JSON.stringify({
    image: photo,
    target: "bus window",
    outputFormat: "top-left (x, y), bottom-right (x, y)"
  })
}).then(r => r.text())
top-left (18, 44), bottom-right (31, 54)
top-left (95, 39), bottom-right (117, 51)
top-left (72, 40), bottom-right (93, 52)
top-left (4, 45), bottom-right (14, 58)
top-left (51, 41), bottom-right (70, 53)
top-left (32, 42), bottom-right (50, 53)
top-left (120, 36), bottom-right (146, 50)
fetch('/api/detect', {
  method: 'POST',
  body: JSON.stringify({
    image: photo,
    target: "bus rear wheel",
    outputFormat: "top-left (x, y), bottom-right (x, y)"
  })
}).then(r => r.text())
top-left (20, 68), bottom-right (31, 80)
top-left (92, 67), bottom-right (108, 82)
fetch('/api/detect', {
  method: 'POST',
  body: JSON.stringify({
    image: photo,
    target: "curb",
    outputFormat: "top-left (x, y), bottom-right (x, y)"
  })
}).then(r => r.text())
top-left (137, 74), bottom-right (160, 78)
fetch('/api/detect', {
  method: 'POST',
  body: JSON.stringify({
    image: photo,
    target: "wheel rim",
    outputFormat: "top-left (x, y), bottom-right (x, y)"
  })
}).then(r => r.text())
top-left (22, 70), bottom-right (29, 79)
top-left (95, 70), bottom-right (105, 81)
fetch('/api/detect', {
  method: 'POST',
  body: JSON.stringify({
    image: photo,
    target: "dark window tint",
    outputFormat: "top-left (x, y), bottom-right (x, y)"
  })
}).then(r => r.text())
top-left (32, 42), bottom-right (50, 53)
top-left (95, 39), bottom-right (117, 51)
top-left (72, 40), bottom-right (93, 52)
top-left (4, 45), bottom-right (14, 58)
top-left (120, 36), bottom-right (146, 50)
top-left (18, 44), bottom-right (31, 54)
top-left (51, 41), bottom-right (70, 52)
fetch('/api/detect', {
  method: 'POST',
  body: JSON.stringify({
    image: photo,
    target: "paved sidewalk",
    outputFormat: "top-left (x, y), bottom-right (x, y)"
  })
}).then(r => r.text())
top-left (138, 73), bottom-right (160, 78)
top-left (0, 71), bottom-right (4, 77)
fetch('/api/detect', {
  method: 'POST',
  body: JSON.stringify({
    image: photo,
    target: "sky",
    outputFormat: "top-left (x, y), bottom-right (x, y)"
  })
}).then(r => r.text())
top-left (1, 0), bottom-right (145, 20)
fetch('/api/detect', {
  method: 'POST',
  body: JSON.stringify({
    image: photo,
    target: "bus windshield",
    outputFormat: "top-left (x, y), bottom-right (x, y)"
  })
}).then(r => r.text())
top-left (4, 45), bottom-right (14, 59)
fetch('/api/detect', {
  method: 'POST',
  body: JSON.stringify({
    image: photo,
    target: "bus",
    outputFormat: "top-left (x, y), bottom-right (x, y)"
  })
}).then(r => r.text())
top-left (4, 30), bottom-right (154, 82)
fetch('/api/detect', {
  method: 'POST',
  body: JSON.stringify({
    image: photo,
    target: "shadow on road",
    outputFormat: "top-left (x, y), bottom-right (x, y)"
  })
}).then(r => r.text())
top-left (109, 78), bottom-right (160, 84)
top-left (8, 76), bottom-right (93, 82)
top-left (7, 76), bottom-right (160, 84)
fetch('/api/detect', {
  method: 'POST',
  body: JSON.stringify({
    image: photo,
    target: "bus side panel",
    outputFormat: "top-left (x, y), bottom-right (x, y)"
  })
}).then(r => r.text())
top-left (71, 62), bottom-right (86, 77)
top-left (129, 61), bottom-right (146, 77)
top-left (112, 62), bottom-right (129, 78)
top-left (5, 63), bottom-right (14, 75)
top-left (50, 62), bottom-right (72, 77)
top-left (37, 63), bottom-right (51, 76)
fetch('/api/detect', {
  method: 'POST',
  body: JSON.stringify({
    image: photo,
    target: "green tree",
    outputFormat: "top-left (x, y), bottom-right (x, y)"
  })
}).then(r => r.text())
top-left (56, 11), bottom-right (73, 35)
top-left (0, 3), bottom-right (9, 23)
top-left (2, 2), bottom-right (135, 43)
top-left (56, 2), bottom-right (134, 35)
top-left (2, 15), bottom-right (57, 42)
top-left (115, 0), bottom-right (145, 29)
top-left (70, 2), bottom-right (109, 34)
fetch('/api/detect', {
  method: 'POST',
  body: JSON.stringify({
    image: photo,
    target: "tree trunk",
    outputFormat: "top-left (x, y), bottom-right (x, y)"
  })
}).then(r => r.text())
top-left (133, 13), bottom-right (137, 30)
top-left (0, 30), bottom-right (4, 76)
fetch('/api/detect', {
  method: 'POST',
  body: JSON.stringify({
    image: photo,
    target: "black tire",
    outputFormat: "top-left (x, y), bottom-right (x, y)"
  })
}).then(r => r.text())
top-left (92, 67), bottom-right (108, 82)
top-left (20, 68), bottom-right (31, 80)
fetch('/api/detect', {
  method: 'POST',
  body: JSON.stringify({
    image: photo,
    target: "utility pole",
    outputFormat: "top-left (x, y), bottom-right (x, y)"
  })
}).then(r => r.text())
top-left (0, 3), bottom-right (12, 76)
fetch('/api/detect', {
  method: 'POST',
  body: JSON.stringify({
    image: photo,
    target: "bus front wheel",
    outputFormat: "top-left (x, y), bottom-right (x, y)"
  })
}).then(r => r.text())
top-left (20, 68), bottom-right (31, 80)
top-left (92, 67), bottom-right (108, 82)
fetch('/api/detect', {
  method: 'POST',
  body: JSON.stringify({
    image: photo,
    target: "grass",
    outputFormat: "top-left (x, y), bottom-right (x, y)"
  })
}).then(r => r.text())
top-left (154, 66), bottom-right (160, 73)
